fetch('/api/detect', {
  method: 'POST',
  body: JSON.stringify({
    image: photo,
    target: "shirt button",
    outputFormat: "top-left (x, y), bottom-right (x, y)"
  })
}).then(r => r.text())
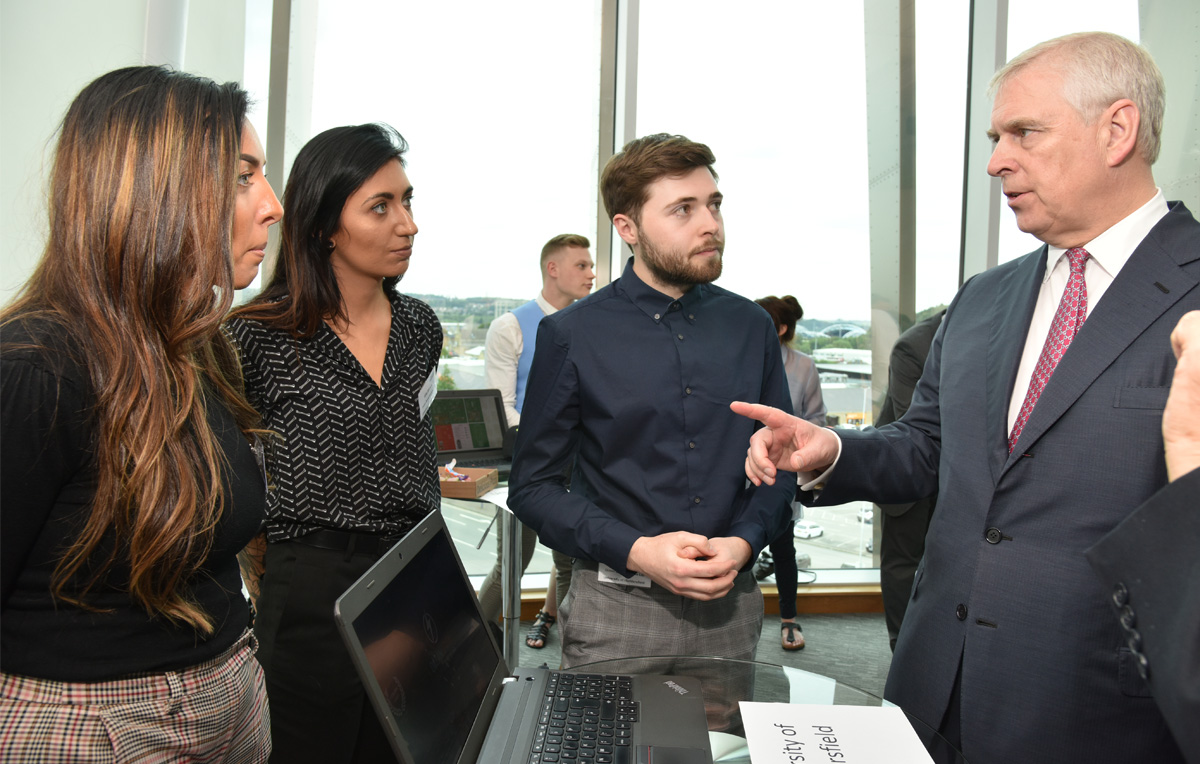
top-left (688, 441), bottom-right (696, 449)
top-left (955, 604), bottom-right (968, 621)
top-left (685, 387), bottom-right (692, 395)
top-left (654, 313), bottom-right (661, 320)
top-left (676, 334), bottom-right (684, 341)
top-left (984, 527), bottom-right (1002, 544)
top-left (693, 497), bottom-right (701, 504)
top-left (688, 314), bottom-right (695, 320)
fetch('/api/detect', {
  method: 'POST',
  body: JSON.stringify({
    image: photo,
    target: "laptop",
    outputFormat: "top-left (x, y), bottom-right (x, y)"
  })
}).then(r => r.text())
top-left (431, 389), bottom-right (513, 479)
top-left (334, 509), bottom-right (714, 764)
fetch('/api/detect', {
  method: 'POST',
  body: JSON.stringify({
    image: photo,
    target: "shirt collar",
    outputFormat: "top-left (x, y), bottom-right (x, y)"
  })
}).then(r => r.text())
top-left (1042, 188), bottom-right (1169, 282)
top-left (615, 256), bottom-right (709, 322)
top-left (535, 292), bottom-right (557, 316)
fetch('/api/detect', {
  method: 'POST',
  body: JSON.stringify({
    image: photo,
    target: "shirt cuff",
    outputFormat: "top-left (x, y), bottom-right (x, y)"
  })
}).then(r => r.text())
top-left (798, 428), bottom-right (842, 494)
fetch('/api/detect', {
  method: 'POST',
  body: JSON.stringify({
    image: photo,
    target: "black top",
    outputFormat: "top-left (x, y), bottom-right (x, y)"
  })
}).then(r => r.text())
top-left (1, 317), bottom-right (265, 681)
top-left (225, 290), bottom-right (443, 542)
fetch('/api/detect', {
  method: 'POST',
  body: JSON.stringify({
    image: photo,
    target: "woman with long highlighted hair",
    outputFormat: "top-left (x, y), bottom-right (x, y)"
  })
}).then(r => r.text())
top-left (0, 66), bottom-right (280, 762)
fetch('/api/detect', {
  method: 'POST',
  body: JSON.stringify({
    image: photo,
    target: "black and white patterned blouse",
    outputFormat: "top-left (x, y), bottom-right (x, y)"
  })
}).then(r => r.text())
top-left (226, 291), bottom-right (443, 542)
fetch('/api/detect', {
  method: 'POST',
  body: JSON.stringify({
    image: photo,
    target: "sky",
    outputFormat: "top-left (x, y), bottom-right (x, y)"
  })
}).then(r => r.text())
top-left (241, 0), bottom-right (1142, 321)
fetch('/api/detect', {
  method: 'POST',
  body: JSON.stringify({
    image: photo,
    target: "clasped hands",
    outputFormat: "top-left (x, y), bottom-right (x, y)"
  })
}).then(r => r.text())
top-left (626, 532), bottom-right (752, 601)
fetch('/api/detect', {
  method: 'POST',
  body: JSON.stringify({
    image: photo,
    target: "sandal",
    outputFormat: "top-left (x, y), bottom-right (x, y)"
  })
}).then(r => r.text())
top-left (781, 621), bottom-right (806, 651)
top-left (526, 610), bottom-right (556, 649)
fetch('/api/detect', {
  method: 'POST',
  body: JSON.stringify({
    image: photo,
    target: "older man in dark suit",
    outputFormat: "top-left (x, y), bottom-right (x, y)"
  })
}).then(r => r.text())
top-left (733, 32), bottom-right (1197, 763)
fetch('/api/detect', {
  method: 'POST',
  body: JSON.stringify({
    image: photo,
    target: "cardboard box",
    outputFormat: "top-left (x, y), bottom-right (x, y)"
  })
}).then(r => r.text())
top-left (438, 467), bottom-right (499, 499)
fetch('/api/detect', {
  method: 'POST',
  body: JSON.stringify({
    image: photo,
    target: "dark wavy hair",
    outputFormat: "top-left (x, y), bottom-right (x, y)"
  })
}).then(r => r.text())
top-left (0, 66), bottom-right (257, 632)
top-left (755, 295), bottom-right (804, 344)
top-left (230, 123), bottom-right (409, 336)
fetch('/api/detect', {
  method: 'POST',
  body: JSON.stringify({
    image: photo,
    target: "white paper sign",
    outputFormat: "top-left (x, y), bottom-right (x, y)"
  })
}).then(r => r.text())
top-left (739, 702), bottom-right (934, 764)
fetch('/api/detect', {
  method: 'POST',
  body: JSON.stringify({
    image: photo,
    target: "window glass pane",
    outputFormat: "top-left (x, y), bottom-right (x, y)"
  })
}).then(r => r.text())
top-left (997, 0), bottom-right (1140, 263)
top-left (239, 0), bottom-right (274, 295)
top-left (306, 1), bottom-right (602, 392)
top-left (916, 0), bottom-right (970, 313)
top-left (637, 1), bottom-right (870, 324)
top-left (242, 0), bottom-right (272, 138)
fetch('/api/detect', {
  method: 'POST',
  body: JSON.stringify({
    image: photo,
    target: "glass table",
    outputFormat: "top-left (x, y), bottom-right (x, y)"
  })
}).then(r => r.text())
top-left (441, 493), bottom-right (526, 666)
top-left (572, 656), bottom-right (967, 763)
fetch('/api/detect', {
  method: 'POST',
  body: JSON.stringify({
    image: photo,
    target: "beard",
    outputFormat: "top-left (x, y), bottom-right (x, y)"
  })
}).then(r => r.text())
top-left (638, 230), bottom-right (724, 291)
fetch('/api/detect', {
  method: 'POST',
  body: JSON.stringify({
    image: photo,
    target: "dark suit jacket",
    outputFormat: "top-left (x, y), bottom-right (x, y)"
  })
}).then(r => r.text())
top-left (809, 202), bottom-right (1200, 762)
top-left (1086, 468), bottom-right (1200, 764)
top-left (876, 310), bottom-right (945, 517)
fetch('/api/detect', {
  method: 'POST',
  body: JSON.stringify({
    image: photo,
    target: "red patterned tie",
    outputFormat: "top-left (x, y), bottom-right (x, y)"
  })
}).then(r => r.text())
top-left (1008, 247), bottom-right (1091, 453)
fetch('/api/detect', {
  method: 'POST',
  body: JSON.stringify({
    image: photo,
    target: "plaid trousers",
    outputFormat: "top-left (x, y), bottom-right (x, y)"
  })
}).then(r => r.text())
top-left (0, 629), bottom-right (270, 763)
top-left (560, 564), bottom-right (763, 669)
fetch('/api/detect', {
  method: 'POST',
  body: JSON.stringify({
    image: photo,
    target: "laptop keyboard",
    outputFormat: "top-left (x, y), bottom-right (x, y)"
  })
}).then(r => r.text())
top-left (529, 672), bottom-right (639, 764)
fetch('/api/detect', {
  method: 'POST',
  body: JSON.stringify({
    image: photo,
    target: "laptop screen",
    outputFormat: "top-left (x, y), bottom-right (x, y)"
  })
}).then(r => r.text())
top-left (348, 527), bottom-right (499, 764)
top-left (430, 390), bottom-right (508, 457)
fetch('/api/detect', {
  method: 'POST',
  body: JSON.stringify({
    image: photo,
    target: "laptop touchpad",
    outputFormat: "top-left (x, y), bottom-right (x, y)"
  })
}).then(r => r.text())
top-left (637, 745), bottom-right (711, 764)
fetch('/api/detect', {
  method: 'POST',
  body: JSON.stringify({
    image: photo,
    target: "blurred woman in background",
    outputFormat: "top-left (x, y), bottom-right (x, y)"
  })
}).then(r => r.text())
top-left (755, 295), bottom-right (827, 651)
top-left (1, 66), bottom-right (279, 762)
top-left (227, 123), bottom-right (442, 763)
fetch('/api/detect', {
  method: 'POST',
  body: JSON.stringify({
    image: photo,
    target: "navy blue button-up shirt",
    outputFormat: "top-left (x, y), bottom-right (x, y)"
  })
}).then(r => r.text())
top-left (508, 258), bottom-right (797, 574)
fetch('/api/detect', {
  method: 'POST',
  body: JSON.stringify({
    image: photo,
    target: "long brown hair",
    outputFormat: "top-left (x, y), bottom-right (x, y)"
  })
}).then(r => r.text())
top-left (1, 66), bottom-right (258, 633)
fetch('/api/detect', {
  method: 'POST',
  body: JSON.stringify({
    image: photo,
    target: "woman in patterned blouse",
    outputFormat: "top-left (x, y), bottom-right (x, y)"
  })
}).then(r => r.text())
top-left (226, 123), bottom-right (443, 764)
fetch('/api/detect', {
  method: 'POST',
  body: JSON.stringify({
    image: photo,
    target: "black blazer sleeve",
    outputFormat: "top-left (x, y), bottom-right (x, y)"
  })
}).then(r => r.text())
top-left (1086, 467), bottom-right (1200, 763)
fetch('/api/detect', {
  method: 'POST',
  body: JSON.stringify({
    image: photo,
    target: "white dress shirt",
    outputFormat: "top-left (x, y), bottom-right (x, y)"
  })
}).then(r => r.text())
top-left (1006, 189), bottom-right (1169, 431)
top-left (483, 293), bottom-right (557, 427)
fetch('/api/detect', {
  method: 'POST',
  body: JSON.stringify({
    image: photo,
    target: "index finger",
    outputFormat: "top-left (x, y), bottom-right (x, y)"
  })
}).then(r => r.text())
top-left (729, 401), bottom-right (791, 429)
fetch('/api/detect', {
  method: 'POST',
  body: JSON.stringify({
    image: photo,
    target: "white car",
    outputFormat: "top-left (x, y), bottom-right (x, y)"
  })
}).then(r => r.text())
top-left (793, 520), bottom-right (825, 539)
top-left (857, 506), bottom-right (874, 523)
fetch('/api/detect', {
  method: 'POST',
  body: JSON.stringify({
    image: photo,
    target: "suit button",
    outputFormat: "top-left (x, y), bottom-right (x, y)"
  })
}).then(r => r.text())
top-left (1135, 651), bottom-right (1150, 681)
top-left (1112, 583), bottom-right (1129, 607)
top-left (956, 604), bottom-right (968, 621)
top-left (1119, 605), bottom-right (1136, 630)
top-left (984, 527), bottom-right (1002, 544)
top-left (1126, 627), bottom-right (1143, 652)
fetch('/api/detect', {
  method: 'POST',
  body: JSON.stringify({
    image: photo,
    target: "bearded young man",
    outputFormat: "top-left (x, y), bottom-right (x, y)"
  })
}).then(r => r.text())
top-left (507, 134), bottom-right (796, 668)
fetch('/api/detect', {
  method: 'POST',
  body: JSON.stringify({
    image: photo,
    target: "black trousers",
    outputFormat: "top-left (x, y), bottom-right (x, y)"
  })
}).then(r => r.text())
top-left (254, 539), bottom-right (393, 764)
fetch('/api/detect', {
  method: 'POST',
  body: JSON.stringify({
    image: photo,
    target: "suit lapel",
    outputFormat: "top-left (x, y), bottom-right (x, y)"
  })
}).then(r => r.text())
top-left (987, 249), bottom-right (1044, 482)
top-left (1001, 208), bottom-right (1200, 475)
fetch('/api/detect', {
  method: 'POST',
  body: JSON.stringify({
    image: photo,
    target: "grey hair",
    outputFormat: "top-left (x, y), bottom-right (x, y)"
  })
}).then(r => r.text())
top-left (989, 32), bottom-right (1165, 164)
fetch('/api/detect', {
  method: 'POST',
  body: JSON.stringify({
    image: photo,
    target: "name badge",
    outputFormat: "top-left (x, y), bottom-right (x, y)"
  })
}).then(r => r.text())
top-left (598, 563), bottom-right (652, 588)
top-left (418, 365), bottom-right (439, 419)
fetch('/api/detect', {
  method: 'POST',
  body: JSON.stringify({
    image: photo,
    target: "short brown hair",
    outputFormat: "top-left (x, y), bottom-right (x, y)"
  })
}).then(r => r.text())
top-left (600, 134), bottom-right (718, 224)
top-left (540, 233), bottom-right (591, 266)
